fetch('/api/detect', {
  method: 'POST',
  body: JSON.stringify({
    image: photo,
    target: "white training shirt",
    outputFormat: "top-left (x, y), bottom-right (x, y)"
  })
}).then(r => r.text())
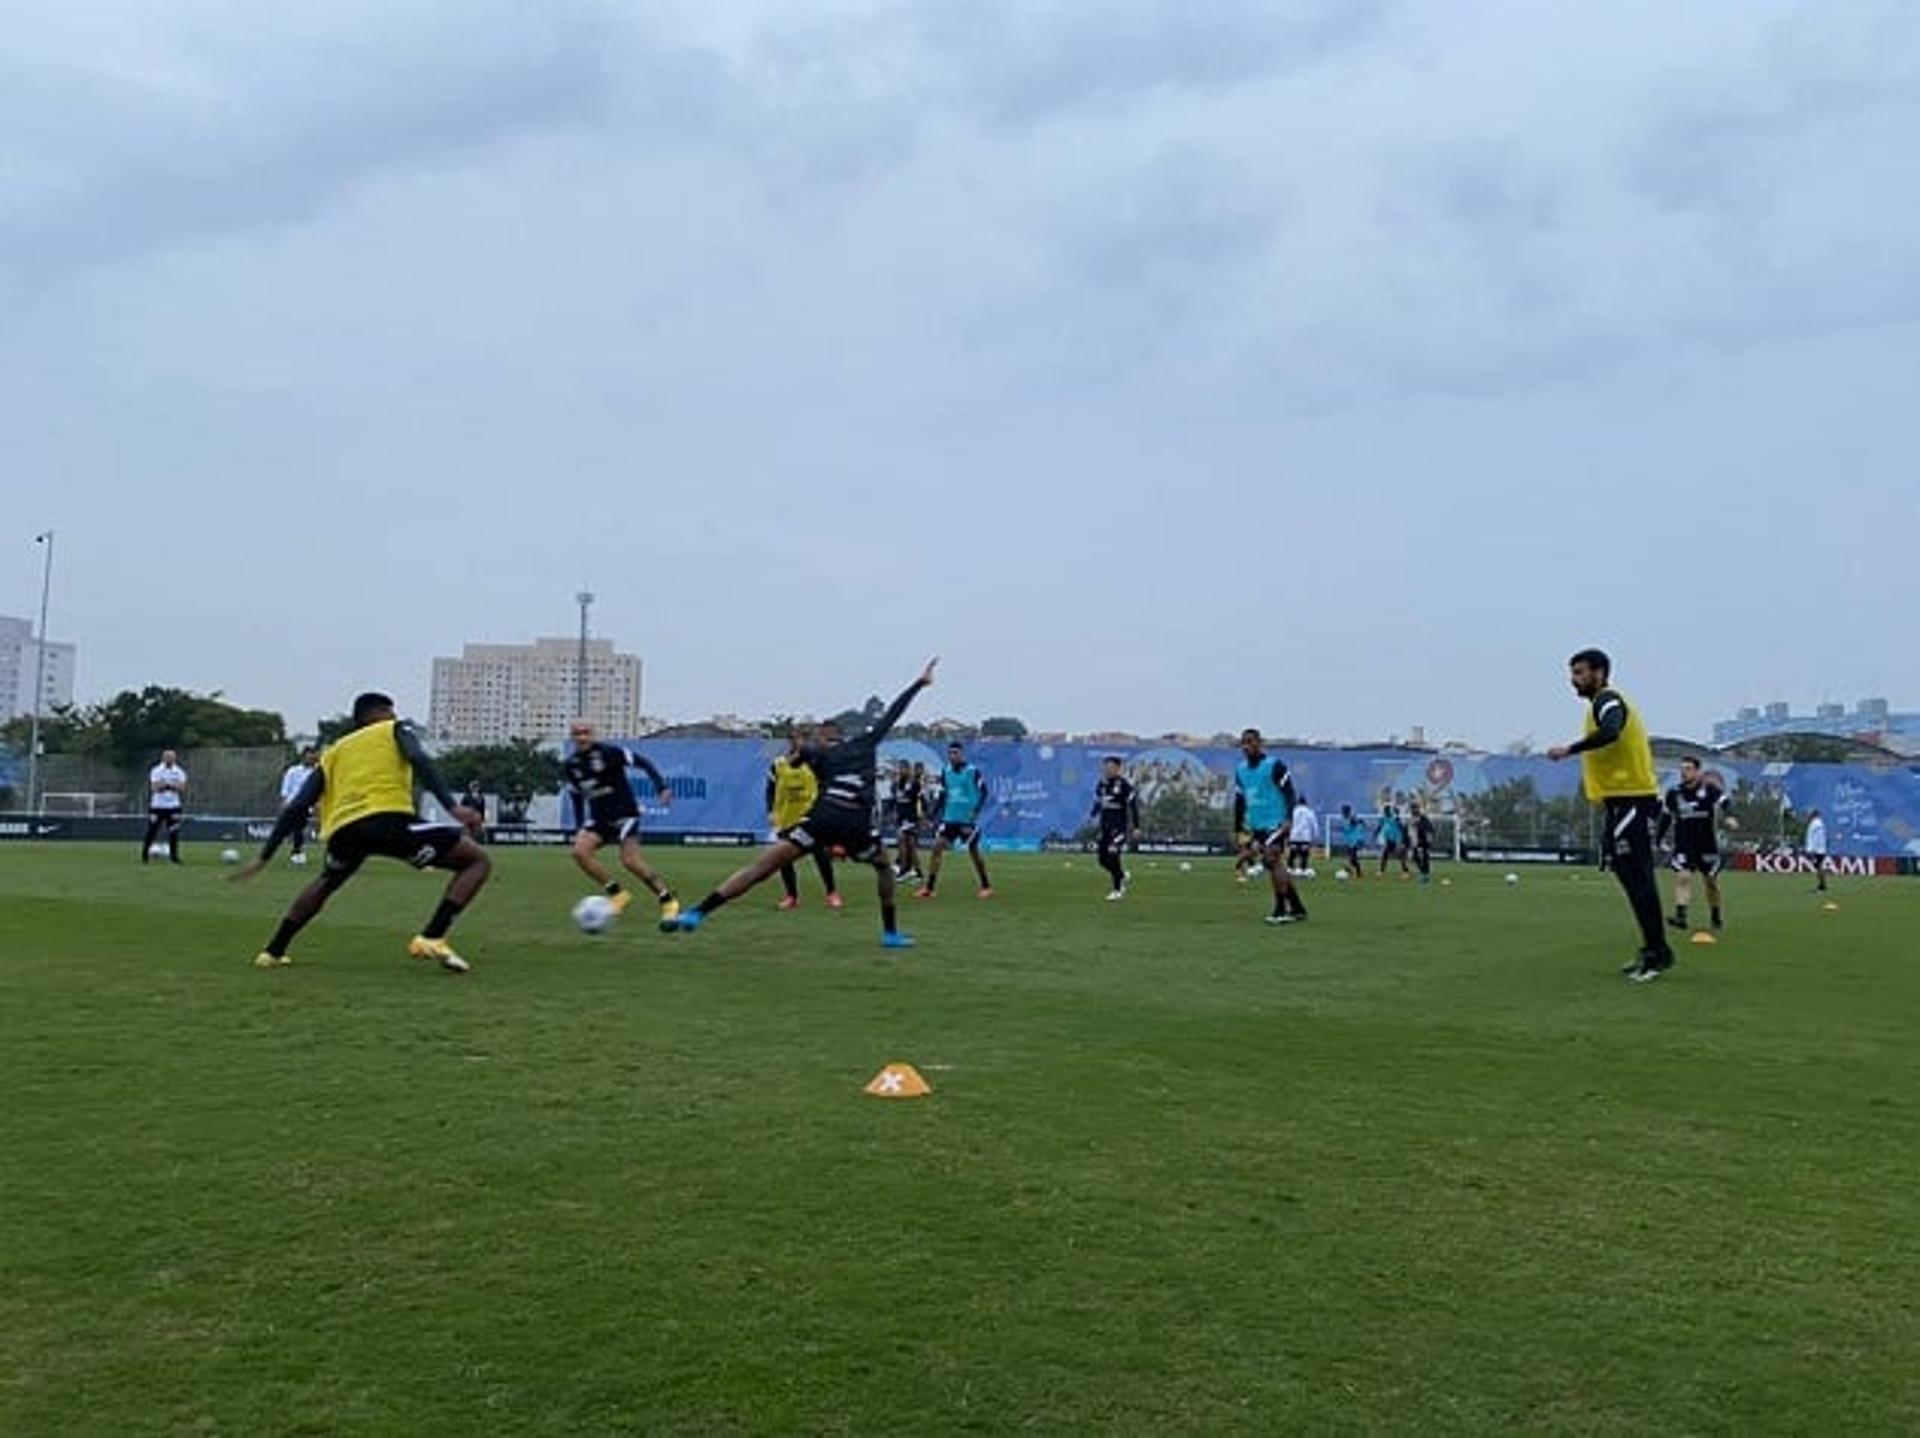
top-left (280, 763), bottom-right (315, 804)
top-left (1804, 817), bottom-right (1828, 855)
top-left (149, 763), bottom-right (187, 810)
top-left (1290, 804), bottom-right (1320, 845)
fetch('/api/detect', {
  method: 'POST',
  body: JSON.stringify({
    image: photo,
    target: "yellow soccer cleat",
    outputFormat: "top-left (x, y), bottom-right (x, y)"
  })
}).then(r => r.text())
top-left (251, 951), bottom-right (291, 969)
top-left (606, 889), bottom-right (632, 916)
top-left (657, 894), bottom-right (682, 923)
top-left (407, 935), bottom-right (471, 974)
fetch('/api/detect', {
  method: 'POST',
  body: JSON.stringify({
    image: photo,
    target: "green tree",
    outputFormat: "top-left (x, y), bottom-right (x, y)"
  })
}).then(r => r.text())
top-left (315, 713), bottom-right (357, 745)
top-left (88, 687), bottom-right (286, 769)
top-left (980, 716), bottom-right (1029, 739)
top-left (435, 740), bottom-right (564, 806)
top-left (0, 703), bottom-right (106, 757)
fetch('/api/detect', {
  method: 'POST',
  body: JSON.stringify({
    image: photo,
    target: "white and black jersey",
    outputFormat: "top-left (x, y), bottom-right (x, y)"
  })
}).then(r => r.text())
top-left (1659, 780), bottom-right (1727, 855)
top-left (564, 743), bottom-right (667, 829)
top-left (796, 682), bottom-right (928, 820)
top-left (1091, 776), bottom-right (1141, 834)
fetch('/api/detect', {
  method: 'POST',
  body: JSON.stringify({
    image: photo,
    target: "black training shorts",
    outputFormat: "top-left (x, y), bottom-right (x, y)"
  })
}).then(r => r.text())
top-left (938, 821), bottom-right (980, 846)
top-left (582, 813), bottom-right (643, 846)
top-left (784, 807), bottom-right (883, 864)
top-left (1669, 845), bottom-right (1723, 876)
top-left (324, 812), bottom-right (466, 879)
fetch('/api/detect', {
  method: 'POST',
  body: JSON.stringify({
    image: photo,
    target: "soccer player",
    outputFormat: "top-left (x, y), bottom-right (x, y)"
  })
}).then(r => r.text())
top-left (1804, 808), bottom-right (1830, 892)
top-left (920, 742), bottom-right (993, 898)
top-left (667, 659), bottom-right (938, 947)
top-left (1410, 802), bottom-right (1436, 883)
top-left (1090, 756), bottom-right (1141, 899)
top-left (767, 730), bottom-right (840, 910)
top-left (1234, 729), bottom-right (1307, 925)
top-left (1287, 795), bottom-right (1318, 875)
top-left (141, 749), bottom-right (188, 864)
top-left (1337, 805), bottom-right (1369, 878)
top-left (564, 720), bottom-right (679, 921)
top-left (1659, 756), bottom-right (1735, 931)
top-left (1548, 648), bottom-right (1675, 982)
top-left (1378, 803), bottom-right (1411, 876)
top-left (231, 691), bottom-right (488, 973)
top-left (891, 760), bottom-right (924, 882)
top-left (278, 746), bottom-right (320, 865)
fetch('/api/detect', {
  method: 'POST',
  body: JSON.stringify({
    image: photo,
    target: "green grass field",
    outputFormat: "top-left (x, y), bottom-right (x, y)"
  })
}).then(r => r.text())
top-left (3, 843), bottom-right (1916, 1435)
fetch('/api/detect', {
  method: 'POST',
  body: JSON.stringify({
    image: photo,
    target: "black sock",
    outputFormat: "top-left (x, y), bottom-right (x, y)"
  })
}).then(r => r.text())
top-left (780, 864), bottom-right (799, 899)
top-left (1290, 892), bottom-right (1308, 917)
top-left (882, 901), bottom-right (898, 934)
top-left (604, 880), bottom-right (622, 896)
top-left (925, 871), bottom-right (939, 892)
top-left (1711, 906), bottom-right (1723, 926)
top-left (266, 917), bottom-right (305, 958)
top-left (422, 898), bottom-right (463, 940)
top-left (695, 890), bottom-right (730, 916)
top-left (1675, 903), bottom-right (1688, 923)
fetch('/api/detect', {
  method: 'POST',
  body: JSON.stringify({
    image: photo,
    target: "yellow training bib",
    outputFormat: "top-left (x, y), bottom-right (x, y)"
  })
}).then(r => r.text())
top-left (318, 719), bottom-right (416, 837)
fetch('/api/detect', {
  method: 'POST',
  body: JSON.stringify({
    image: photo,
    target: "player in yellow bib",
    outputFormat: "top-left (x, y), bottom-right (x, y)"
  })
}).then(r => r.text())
top-left (1548, 649), bottom-right (1675, 982)
top-left (767, 730), bottom-right (841, 909)
top-left (231, 691), bottom-right (489, 973)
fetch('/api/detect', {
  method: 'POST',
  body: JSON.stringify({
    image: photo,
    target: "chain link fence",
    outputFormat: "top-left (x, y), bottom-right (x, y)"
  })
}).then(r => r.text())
top-left (25, 747), bottom-right (292, 819)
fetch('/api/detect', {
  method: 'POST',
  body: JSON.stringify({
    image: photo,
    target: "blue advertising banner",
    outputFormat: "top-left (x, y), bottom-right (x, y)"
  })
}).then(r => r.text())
top-left (587, 740), bottom-right (1920, 860)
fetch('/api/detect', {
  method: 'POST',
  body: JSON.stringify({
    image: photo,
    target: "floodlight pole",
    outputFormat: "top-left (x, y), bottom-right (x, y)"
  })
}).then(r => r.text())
top-left (25, 530), bottom-right (54, 815)
top-left (574, 589), bottom-right (595, 721)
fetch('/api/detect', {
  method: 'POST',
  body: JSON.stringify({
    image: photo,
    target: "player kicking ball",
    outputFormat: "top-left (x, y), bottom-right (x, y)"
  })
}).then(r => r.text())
top-left (665, 659), bottom-right (938, 948)
top-left (231, 691), bottom-right (489, 973)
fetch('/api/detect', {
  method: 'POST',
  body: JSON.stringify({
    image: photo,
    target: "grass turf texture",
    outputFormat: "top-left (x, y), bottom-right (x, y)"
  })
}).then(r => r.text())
top-left (2, 845), bottom-right (1916, 1435)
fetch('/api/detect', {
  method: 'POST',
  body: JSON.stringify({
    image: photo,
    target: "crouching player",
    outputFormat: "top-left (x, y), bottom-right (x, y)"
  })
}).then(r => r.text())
top-left (231, 691), bottom-right (489, 973)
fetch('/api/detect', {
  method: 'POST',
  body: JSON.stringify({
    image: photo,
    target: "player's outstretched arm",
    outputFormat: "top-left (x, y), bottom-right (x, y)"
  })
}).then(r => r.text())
top-left (233, 769), bottom-right (325, 880)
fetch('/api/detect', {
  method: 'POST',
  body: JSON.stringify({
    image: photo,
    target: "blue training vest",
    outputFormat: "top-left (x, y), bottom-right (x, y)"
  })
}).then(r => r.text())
top-left (942, 764), bottom-right (983, 822)
top-left (1236, 756), bottom-right (1288, 830)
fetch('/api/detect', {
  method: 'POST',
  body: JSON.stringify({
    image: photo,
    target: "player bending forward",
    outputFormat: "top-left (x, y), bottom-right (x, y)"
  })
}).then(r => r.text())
top-left (232, 692), bottom-right (489, 973)
top-left (666, 659), bottom-right (938, 948)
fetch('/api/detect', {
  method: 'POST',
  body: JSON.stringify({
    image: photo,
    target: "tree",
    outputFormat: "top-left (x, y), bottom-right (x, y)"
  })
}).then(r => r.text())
top-left (0, 703), bottom-right (105, 757)
top-left (435, 740), bottom-right (563, 807)
top-left (315, 713), bottom-right (357, 745)
top-left (980, 716), bottom-right (1029, 739)
top-left (86, 687), bottom-right (285, 769)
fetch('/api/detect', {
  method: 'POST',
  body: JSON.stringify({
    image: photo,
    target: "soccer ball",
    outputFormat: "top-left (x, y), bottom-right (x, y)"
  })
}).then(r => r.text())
top-left (220, 848), bottom-right (241, 865)
top-left (1505, 872), bottom-right (1519, 886)
top-left (572, 894), bottom-right (617, 934)
top-left (1335, 870), bottom-right (1350, 883)
top-left (147, 843), bottom-right (169, 860)
top-left (290, 852), bottom-right (309, 867)
top-left (1178, 861), bottom-right (1193, 872)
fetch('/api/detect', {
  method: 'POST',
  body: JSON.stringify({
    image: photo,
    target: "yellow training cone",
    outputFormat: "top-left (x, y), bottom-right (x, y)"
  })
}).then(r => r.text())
top-left (1821, 901), bottom-right (1840, 912)
top-left (1690, 931), bottom-right (1718, 946)
top-left (864, 1063), bottom-right (932, 1099)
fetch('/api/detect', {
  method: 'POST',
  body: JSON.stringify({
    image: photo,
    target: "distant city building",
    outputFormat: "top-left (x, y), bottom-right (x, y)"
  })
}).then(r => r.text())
top-left (1712, 698), bottom-right (1919, 755)
top-left (429, 637), bottom-right (643, 745)
top-left (0, 614), bottom-right (75, 719)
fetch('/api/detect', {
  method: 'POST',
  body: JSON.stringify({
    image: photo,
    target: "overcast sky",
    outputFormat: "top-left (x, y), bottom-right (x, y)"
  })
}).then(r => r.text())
top-left (5, 0), bottom-right (1917, 746)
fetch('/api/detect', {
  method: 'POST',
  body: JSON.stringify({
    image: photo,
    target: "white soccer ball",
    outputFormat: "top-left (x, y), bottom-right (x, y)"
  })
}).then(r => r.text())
top-left (290, 852), bottom-right (309, 867)
top-left (1303, 867), bottom-right (1317, 880)
top-left (147, 844), bottom-right (169, 860)
top-left (572, 894), bottom-right (618, 934)
top-left (1505, 872), bottom-right (1519, 885)
top-left (1335, 869), bottom-right (1350, 882)
top-left (1178, 861), bottom-right (1193, 872)
top-left (220, 848), bottom-right (241, 865)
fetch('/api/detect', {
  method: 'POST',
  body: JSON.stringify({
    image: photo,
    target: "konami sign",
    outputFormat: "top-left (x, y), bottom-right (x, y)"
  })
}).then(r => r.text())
top-left (1733, 852), bottom-right (1901, 878)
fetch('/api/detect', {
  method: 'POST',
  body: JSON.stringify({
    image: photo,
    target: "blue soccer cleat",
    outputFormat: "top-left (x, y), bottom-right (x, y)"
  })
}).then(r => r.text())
top-left (881, 931), bottom-right (915, 950)
top-left (664, 909), bottom-right (705, 934)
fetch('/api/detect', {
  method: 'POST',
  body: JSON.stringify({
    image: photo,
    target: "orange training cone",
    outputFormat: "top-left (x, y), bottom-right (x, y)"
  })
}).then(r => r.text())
top-left (1690, 931), bottom-right (1718, 946)
top-left (864, 1063), bottom-right (932, 1099)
